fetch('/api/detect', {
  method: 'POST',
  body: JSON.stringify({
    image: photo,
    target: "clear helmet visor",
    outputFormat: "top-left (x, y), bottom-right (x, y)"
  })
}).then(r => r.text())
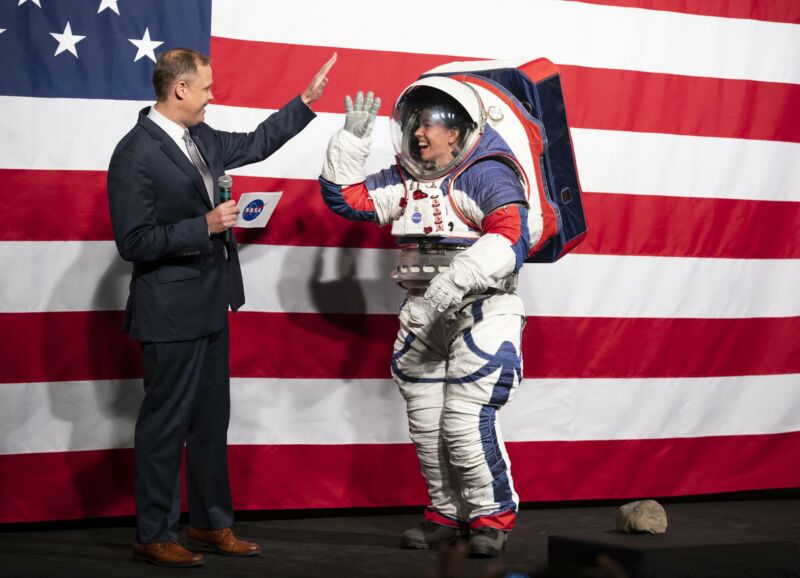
top-left (390, 78), bottom-right (484, 180)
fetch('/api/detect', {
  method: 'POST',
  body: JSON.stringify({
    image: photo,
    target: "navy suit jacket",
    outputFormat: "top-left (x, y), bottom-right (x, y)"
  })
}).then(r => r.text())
top-left (108, 96), bottom-right (315, 342)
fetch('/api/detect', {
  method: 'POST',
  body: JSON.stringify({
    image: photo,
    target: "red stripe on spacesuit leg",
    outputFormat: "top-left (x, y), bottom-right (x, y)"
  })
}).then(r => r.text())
top-left (470, 508), bottom-right (516, 531)
top-left (424, 507), bottom-right (465, 528)
top-left (481, 204), bottom-right (523, 244)
top-left (342, 183), bottom-right (376, 212)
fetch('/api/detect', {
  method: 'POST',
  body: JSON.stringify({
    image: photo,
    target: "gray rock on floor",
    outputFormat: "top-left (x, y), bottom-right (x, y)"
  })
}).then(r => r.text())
top-left (616, 499), bottom-right (668, 534)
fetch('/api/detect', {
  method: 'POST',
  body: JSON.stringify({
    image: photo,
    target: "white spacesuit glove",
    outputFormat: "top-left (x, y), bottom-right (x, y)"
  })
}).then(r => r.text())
top-left (321, 91), bottom-right (382, 185)
top-left (343, 91), bottom-right (381, 138)
top-left (424, 233), bottom-right (518, 312)
top-left (424, 268), bottom-right (472, 312)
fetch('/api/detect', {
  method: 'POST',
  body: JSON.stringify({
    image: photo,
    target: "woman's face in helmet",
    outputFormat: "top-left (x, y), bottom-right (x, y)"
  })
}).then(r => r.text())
top-left (413, 109), bottom-right (461, 168)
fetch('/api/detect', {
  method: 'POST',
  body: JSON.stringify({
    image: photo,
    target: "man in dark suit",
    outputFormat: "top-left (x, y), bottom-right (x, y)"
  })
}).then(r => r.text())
top-left (107, 47), bottom-right (335, 567)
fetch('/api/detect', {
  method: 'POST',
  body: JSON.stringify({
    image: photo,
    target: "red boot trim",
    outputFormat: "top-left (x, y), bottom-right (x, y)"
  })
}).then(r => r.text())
top-left (423, 508), bottom-right (463, 529)
top-left (469, 509), bottom-right (516, 531)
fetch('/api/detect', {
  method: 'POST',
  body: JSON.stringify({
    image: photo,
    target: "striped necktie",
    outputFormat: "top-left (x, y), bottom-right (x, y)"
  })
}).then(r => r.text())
top-left (183, 130), bottom-right (214, 204)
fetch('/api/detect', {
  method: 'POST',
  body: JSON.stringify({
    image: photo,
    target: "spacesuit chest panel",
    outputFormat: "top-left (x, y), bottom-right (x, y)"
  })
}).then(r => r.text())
top-left (390, 177), bottom-right (480, 239)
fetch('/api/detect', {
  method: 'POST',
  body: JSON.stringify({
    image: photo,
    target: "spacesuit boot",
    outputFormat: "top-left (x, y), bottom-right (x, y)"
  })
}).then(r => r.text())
top-left (468, 526), bottom-right (508, 558)
top-left (401, 520), bottom-right (467, 549)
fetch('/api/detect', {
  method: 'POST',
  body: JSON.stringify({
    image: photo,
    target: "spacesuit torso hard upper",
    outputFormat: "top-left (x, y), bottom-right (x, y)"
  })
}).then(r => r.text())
top-left (360, 125), bottom-right (529, 287)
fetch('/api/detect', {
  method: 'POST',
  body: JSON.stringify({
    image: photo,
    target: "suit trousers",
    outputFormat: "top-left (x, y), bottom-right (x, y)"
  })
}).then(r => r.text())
top-left (134, 320), bottom-right (233, 543)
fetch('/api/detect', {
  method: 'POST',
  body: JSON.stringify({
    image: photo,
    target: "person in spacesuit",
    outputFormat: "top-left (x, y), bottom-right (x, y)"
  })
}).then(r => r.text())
top-left (319, 77), bottom-right (531, 558)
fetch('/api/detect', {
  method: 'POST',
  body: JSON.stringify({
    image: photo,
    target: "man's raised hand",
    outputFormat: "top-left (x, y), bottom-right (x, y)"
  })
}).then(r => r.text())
top-left (301, 53), bottom-right (337, 105)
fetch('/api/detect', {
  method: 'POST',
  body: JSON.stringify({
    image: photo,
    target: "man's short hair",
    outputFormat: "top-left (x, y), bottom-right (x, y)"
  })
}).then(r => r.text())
top-left (152, 48), bottom-right (210, 102)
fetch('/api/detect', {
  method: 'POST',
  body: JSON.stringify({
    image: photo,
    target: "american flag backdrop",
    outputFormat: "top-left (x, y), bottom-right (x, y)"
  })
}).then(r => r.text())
top-left (0, 0), bottom-right (799, 524)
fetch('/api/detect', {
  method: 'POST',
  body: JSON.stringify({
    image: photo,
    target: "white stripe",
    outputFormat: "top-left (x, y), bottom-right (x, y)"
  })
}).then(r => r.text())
top-left (3, 374), bottom-right (799, 454)
top-left (0, 97), bottom-right (145, 171)
top-left (0, 379), bottom-right (143, 455)
top-left (503, 374), bottom-right (800, 442)
top-left (3, 241), bottom-right (800, 319)
top-left (0, 241), bottom-right (132, 313)
top-left (211, 0), bottom-right (800, 84)
top-left (521, 253), bottom-right (800, 319)
top-left (3, 97), bottom-right (799, 202)
top-left (570, 129), bottom-right (800, 202)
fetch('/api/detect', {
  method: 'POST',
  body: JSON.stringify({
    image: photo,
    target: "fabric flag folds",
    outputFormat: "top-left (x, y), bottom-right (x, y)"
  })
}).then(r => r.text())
top-left (0, 0), bottom-right (798, 523)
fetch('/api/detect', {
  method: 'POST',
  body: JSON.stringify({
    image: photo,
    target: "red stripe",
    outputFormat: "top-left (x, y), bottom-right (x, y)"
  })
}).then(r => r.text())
top-left (209, 39), bottom-right (473, 125)
top-left (2, 169), bottom-right (114, 241)
top-left (230, 444), bottom-right (426, 514)
top-left (2, 312), bottom-right (798, 383)
top-left (2, 431), bottom-right (798, 523)
top-left (342, 183), bottom-right (376, 212)
top-left (0, 449), bottom-right (136, 523)
top-left (229, 312), bottom-right (395, 381)
top-left (209, 38), bottom-right (800, 143)
top-left (0, 312), bottom-right (141, 384)
top-left (575, 192), bottom-right (800, 259)
top-left (525, 316), bottom-right (800, 379)
top-left (423, 508), bottom-right (462, 528)
top-left (232, 176), bottom-right (393, 249)
top-left (482, 204), bottom-right (524, 244)
top-left (564, 0), bottom-right (800, 24)
top-left (470, 509), bottom-right (516, 531)
top-left (6, 169), bottom-right (800, 259)
top-left (559, 65), bottom-right (800, 144)
top-left (509, 431), bottom-right (800, 501)
top-left (1, 169), bottom-right (394, 248)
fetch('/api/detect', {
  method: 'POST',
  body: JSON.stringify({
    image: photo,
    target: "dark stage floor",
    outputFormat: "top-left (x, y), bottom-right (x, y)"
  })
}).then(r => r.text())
top-left (1, 491), bottom-right (798, 577)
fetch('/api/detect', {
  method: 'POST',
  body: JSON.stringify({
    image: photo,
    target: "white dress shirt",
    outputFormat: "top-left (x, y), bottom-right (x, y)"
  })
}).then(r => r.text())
top-left (147, 106), bottom-right (197, 163)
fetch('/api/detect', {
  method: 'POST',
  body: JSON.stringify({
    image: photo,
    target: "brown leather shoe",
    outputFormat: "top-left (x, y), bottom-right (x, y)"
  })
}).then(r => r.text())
top-left (133, 540), bottom-right (204, 567)
top-left (187, 527), bottom-right (261, 557)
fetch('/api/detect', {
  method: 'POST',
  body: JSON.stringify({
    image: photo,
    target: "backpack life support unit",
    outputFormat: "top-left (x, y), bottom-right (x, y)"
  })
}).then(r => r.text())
top-left (422, 58), bottom-right (587, 262)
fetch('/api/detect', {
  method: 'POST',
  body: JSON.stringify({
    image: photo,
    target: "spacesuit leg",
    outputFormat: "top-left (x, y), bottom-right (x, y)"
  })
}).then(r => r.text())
top-left (443, 294), bottom-right (523, 531)
top-left (392, 295), bottom-right (469, 526)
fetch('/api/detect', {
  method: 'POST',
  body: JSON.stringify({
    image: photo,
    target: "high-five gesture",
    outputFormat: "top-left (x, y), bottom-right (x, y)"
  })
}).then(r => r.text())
top-left (343, 90), bottom-right (381, 138)
top-left (301, 53), bottom-right (337, 105)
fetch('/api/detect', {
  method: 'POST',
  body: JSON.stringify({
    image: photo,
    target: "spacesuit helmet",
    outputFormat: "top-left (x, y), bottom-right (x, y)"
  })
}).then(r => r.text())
top-left (390, 76), bottom-right (485, 180)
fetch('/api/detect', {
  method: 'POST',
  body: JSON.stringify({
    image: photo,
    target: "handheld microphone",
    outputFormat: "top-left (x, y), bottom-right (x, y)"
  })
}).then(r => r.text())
top-left (218, 175), bottom-right (233, 243)
top-left (218, 174), bottom-right (232, 204)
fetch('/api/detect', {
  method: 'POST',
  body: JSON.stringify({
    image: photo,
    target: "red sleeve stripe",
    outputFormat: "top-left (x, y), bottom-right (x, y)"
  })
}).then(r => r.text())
top-left (481, 205), bottom-right (523, 244)
top-left (342, 183), bottom-right (376, 212)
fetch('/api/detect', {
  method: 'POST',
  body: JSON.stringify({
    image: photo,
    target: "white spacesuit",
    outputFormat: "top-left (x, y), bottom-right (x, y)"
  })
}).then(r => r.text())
top-left (319, 76), bottom-right (534, 557)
